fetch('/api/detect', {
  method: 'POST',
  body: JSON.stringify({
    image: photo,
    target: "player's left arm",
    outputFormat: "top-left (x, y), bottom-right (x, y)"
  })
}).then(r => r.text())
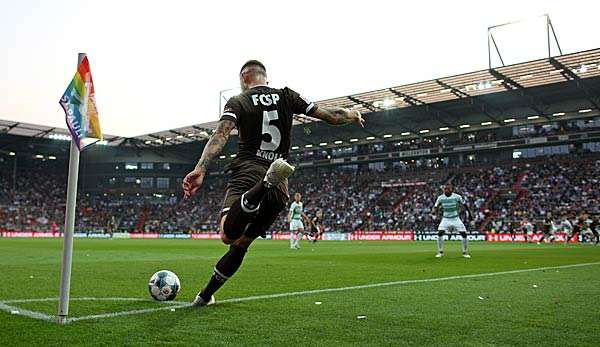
top-left (310, 107), bottom-right (365, 127)
top-left (286, 87), bottom-right (364, 127)
top-left (182, 119), bottom-right (235, 199)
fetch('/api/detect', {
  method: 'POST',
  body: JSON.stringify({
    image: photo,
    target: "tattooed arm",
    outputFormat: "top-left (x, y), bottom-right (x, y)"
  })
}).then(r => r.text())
top-left (309, 107), bottom-right (365, 127)
top-left (182, 119), bottom-right (236, 198)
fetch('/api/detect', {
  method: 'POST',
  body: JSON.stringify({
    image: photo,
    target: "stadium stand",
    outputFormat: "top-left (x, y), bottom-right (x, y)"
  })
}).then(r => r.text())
top-left (1, 152), bottom-right (599, 234)
top-left (2, 48), bottom-right (600, 235)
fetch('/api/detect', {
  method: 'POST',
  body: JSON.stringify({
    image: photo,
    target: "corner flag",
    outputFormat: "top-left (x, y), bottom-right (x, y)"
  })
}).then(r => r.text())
top-left (57, 53), bottom-right (101, 324)
top-left (59, 55), bottom-right (103, 150)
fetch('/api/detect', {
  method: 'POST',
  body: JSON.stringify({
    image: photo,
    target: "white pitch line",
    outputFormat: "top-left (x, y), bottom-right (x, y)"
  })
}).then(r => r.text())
top-left (67, 302), bottom-right (191, 323)
top-left (2, 261), bottom-right (600, 323)
top-left (3, 297), bottom-right (154, 304)
top-left (0, 297), bottom-right (184, 323)
top-left (0, 301), bottom-right (54, 322)
top-left (218, 261), bottom-right (600, 304)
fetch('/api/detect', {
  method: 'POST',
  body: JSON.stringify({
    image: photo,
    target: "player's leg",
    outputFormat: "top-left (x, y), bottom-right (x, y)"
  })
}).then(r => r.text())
top-left (296, 226), bottom-right (304, 249)
top-left (290, 228), bottom-right (297, 249)
top-left (460, 232), bottom-right (470, 258)
top-left (222, 159), bottom-right (294, 243)
top-left (312, 226), bottom-right (321, 243)
top-left (193, 226), bottom-right (257, 306)
top-left (592, 230), bottom-right (599, 245)
top-left (436, 230), bottom-right (445, 257)
top-left (289, 219), bottom-right (299, 249)
top-left (193, 160), bottom-right (293, 306)
top-left (194, 186), bottom-right (289, 306)
top-left (563, 230), bottom-right (570, 245)
top-left (455, 219), bottom-right (470, 258)
top-left (436, 218), bottom-right (447, 257)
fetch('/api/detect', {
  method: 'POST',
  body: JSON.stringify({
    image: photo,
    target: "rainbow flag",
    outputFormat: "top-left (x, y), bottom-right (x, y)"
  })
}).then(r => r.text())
top-left (59, 56), bottom-right (102, 150)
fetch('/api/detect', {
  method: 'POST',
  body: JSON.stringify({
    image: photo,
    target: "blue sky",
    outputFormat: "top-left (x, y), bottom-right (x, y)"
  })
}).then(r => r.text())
top-left (1, 0), bottom-right (599, 137)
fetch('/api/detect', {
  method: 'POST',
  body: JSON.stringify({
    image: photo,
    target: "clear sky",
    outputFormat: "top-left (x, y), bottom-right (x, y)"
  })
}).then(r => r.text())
top-left (1, 0), bottom-right (599, 137)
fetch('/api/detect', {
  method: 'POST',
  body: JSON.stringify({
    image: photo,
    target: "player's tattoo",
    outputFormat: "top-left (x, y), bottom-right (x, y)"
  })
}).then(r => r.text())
top-left (311, 107), bottom-right (363, 126)
top-left (195, 119), bottom-right (236, 171)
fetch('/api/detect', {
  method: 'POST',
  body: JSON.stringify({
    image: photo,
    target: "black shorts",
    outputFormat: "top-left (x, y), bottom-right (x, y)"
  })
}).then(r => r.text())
top-left (221, 160), bottom-right (289, 230)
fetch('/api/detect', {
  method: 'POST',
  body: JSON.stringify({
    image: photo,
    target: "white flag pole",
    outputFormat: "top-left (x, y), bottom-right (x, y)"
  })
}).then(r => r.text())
top-left (57, 52), bottom-right (85, 325)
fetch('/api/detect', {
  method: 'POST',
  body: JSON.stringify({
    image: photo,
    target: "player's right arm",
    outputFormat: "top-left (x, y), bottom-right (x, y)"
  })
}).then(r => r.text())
top-left (432, 196), bottom-right (441, 219)
top-left (287, 203), bottom-right (295, 223)
top-left (182, 119), bottom-right (236, 199)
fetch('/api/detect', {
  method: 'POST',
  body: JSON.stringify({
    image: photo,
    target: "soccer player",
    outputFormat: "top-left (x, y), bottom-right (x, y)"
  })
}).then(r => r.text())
top-left (521, 218), bottom-right (535, 243)
top-left (308, 209), bottom-right (325, 243)
top-left (591, 215), bottom-right (600, 245)
top-left (538, 214), bottom-right (556, 244)
top-left (182, 60), bottom-right (365, 307)
top-left (288, 192), bottom-right (309, 249)
top-left (579, 213), bottom-right (599, 245)
top-left (572, 214), bottom-right (587, 243)
top-left (560, 215), bottom-right (574, 245)
top-left (432, 183), bottom-right (472, 258)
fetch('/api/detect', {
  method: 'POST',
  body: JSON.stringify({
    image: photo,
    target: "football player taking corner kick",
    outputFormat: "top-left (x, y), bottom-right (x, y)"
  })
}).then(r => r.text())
top-left (182, 60), bottom-right (365, 307)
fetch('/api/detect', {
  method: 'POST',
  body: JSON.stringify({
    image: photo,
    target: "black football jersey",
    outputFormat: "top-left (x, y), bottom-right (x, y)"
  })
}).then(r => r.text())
top-left (220, 85), bottom-right (317, 166)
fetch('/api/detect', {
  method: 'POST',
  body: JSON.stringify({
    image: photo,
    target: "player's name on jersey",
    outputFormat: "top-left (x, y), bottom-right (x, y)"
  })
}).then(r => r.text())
top-left (256, 149), bottom-right (284, 161)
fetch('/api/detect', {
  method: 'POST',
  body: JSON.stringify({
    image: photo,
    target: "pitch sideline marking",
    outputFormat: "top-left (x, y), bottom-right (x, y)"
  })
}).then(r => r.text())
top-left (1, 261), bottom-right (599, 323)
top-left (0, 301), bottom-right (55, 322)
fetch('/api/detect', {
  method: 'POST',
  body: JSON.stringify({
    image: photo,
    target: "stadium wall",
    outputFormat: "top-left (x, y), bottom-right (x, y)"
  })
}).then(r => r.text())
top-left (0, 230), bottom-right (580, 243)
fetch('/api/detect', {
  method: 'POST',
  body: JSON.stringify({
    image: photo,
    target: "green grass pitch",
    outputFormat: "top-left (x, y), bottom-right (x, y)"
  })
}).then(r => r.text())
top-left (1, 239), bottom-right (599, 346)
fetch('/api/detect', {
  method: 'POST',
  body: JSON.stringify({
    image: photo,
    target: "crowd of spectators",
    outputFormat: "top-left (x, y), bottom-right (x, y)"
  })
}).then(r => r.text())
top-left (1, 154), bottom-right (599, 234)
top-left (289, 118), bottom-right (600, 163)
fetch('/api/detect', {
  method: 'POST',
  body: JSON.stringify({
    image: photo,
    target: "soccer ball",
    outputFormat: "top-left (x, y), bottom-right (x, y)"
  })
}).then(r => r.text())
top-left (148, 270), bottom-right (181, 301)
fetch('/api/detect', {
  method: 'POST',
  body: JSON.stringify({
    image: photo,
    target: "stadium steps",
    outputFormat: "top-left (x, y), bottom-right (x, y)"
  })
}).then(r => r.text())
top-left (511, 189), bottom-right (529, 208)
top-left (512, 171), bottom-right (529, 189)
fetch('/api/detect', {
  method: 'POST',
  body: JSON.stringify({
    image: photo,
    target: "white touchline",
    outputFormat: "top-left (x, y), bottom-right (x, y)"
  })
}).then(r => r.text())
top-left (2, 297), bottom-right (155, 304)
top-left (0, 302), bottom-right (55, 322)
top-left (1, 261), bottom-right (599, 323)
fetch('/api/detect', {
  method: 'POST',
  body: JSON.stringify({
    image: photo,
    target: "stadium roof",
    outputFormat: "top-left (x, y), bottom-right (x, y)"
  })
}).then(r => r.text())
top-left (0, 119), bottom-right (121, 145)
top-left (2, 48), bottom-right (599, 148)
top-left (311, 48), bottom-right (600, 119)
top-left (135, 47), bottom-right (600, 146)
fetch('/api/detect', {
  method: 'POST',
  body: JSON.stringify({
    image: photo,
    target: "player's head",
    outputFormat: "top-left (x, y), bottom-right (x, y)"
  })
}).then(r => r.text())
top-left (316, 209), bottom-right (323, 218)
top-left (239, 60), bottom-right (267, 91)
top-left (294, 192), bottom-right (301, 202)
top-left (443, 183), bottom-right (453, 196)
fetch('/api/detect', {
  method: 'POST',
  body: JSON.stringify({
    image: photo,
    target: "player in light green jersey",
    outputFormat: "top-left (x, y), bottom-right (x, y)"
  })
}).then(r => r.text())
top-left (432, 183), bottom-right (472, 258)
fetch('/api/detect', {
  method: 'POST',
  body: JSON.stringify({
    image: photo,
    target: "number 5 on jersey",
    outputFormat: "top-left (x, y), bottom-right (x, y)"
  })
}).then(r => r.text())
top-left (260, 110), bottom-right (281, 151)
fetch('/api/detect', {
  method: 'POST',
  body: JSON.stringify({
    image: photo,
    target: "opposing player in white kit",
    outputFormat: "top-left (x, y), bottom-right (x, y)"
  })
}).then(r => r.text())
top-left (521, 218), bottom-right (535, 243)
top-left (288, 193), bottom-right (309, 249)
top-left (432, 183), bottom-right (472, 258)
top-left (559, 215), bottom-right (574, 245)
